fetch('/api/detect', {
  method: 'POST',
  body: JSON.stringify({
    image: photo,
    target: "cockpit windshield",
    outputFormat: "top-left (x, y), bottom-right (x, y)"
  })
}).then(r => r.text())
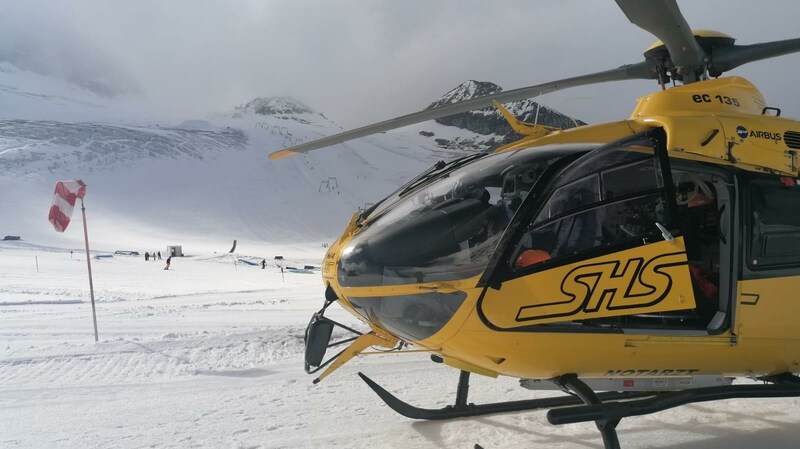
top-left (338, 144), bottom-right (593, 287)
top-left (359, 152), bottom-right (487, 225)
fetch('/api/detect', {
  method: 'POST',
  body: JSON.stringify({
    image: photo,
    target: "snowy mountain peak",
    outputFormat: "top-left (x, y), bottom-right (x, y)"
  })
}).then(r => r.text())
top-left (235, 96), bottom-right (314, 116)
top-left (418, 79), bottom-right (585, 150)
top-left (428, 80), bottom-right (502, 108)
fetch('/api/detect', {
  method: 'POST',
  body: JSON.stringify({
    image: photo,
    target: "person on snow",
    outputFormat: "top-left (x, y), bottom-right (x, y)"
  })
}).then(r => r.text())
top-left (261, 259), bottom-right (266, 269)
top-left (157, 251), bottom-right (162, 260)
top-left (145, 252), bottom-right (150, 261)
top-left (164, 256), bottom-right (172, 270)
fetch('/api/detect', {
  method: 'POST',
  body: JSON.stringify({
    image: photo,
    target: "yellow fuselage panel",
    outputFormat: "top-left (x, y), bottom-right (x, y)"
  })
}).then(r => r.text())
top-left (736, 276), bottom-right (800, 340)
top-left (435, 321), bottom-right (800, 379)
top-left (498, 120), bottom-right (640, 151)
top-left (503, 77), bottom-right (799, 177)
top-left (480, 240), bottom-right (695, 328)
top-left (715, 114), bottom-right (797, 174)
top-left (630, 77), bottom-right (767, 118)
top-left (428, 276), bottom-right (800, 380)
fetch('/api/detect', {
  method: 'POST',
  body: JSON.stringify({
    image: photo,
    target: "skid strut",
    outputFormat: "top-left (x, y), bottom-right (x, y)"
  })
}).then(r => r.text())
top-left (554, 374), bottom-right (620, 449)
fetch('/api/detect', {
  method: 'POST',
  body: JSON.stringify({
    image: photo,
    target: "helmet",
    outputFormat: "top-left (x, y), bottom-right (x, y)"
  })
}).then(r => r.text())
top-left (520, 168), bottom-right (537, 184)
top-left (515, 249), bottom-right (552, 268)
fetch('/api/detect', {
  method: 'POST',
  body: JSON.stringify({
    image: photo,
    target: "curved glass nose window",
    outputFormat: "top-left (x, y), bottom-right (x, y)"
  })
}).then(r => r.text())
top-left (338, 145), bottom-right (591, 287)
top-left (348, 291), bottom-right (467, 341)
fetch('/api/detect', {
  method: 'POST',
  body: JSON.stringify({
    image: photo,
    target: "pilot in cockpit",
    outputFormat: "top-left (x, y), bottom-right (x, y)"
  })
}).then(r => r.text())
top-left (490, 166), bottom-right (538, 229)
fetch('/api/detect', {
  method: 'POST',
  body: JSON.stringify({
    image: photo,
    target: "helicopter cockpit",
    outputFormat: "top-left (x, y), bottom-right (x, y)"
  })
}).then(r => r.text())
top-left (490, 134), bottom-right (728, 333)
top-left (335, 144), bottom-right (592, 341)
top-left (336, 133), bottom-right (731, 342)
top-left (337, 144), bottom-right (593, 289)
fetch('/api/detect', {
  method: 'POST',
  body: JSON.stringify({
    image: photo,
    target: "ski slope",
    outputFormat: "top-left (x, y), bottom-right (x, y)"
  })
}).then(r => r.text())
top-left (2, 242), bottom-right (800, 449)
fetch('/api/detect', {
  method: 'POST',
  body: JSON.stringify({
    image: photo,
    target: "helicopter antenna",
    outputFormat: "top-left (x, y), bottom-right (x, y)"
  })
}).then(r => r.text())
top-left (656, 64), bottom-right (666, 91)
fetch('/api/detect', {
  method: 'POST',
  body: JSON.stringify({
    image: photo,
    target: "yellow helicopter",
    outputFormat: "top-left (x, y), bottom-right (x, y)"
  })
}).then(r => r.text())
top-left (270, 1), bottom-right (800, 447)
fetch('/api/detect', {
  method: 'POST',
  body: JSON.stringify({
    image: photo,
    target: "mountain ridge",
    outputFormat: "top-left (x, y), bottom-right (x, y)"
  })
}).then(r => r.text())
top-left (425, 79), bottom-right (586, 149)
top-left (0, 75), bottom-right (584, 254)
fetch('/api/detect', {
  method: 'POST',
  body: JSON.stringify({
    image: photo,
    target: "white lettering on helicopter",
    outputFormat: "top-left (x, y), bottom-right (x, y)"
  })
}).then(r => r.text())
top-left (603, 369), bottom-right (700, 377)
top-left (749, 130), bottom-right (782, 142)
top-left (515, 252), bottom-right (687, 322)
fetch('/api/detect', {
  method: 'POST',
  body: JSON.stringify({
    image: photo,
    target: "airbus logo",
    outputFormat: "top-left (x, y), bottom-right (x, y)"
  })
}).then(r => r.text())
top-left (749, 130), bottom-right (782, 142)
top-left (736, 126), bottom-right (748, 139)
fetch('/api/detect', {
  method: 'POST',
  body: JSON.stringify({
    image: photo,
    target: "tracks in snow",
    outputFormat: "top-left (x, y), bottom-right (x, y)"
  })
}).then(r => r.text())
top-left (0, 327), bottom-right (306, 389)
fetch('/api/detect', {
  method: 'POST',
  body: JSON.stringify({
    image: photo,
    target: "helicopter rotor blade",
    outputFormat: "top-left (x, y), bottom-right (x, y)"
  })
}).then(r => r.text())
top-left (269, 61), bottom-right (655, 159)
top-left (710, 38), bottom-right (800, 75)
top-left (615, 0), bottom-right (705, 79)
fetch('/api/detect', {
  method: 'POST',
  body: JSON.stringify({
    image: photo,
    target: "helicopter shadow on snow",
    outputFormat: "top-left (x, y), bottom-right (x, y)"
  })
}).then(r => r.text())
top-left (410, 413), bottom-right (612, 448)
top-left (408, 402), bottom-right (800, 448)
top-left (645, 403), bottom-right (800, 449)
top-left (410, 414), bottom-right (614, 448)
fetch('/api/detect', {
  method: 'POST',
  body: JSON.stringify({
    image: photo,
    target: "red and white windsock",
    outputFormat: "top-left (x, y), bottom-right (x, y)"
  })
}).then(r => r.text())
top-left (48, 180), bottom-right (87, 232)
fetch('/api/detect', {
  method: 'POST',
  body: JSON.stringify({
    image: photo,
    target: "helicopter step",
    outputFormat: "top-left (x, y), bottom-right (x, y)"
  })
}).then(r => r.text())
top-left (358, 370), bottom-right (800, 449)
top-left (521, 374), bottom-right (732, 392)
top-left (547, 373), bottom-right (800, 427)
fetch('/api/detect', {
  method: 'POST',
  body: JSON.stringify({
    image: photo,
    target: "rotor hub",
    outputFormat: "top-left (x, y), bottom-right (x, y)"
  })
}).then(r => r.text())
top-left (644, 30), bottom-right (737, 81)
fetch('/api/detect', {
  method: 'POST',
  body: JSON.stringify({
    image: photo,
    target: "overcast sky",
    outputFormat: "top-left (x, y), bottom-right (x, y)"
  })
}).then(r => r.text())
top-left (2, 0), bottom-right (799, 127)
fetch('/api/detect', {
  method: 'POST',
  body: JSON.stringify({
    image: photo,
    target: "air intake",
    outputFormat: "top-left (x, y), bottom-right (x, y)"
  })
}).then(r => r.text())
top-left (785, 131), bottom-right (800, 149)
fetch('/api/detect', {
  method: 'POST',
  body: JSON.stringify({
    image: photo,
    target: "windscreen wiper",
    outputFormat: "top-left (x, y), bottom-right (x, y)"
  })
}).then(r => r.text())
top-left (357, 152), bottom-right (487, 225)
top-left (355, 160), bottom-right (445, 226)
top-left (397, 153), bottom-right (486, 198)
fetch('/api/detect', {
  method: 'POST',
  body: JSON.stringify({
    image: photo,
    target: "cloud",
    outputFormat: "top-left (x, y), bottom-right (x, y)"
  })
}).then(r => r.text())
top-left (1, 0), bottom-right (798, 126)
top-left (0, 2), bottom-right (140, 97)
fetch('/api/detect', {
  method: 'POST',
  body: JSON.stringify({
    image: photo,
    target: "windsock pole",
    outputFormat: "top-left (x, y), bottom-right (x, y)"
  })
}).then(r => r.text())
top-left (81, 198), bottom-right (99, 342)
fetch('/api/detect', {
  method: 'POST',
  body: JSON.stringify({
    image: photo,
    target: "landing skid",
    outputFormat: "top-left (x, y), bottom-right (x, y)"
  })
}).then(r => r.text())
top-left (358, 371), bottom-right (800, 449)
top-left (358, 372), bottom-right (649, 421)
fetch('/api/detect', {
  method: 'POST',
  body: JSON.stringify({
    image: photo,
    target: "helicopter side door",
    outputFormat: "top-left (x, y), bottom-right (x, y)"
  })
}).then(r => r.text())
top-left (736, 175), bottom-right (800, 340)
top-left (479, 132), bottom-right (698, 330)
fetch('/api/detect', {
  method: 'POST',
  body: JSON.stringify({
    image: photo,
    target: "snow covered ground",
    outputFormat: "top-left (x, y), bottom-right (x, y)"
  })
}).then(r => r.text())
top-left (2, 241), bottom-right (800, 449)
